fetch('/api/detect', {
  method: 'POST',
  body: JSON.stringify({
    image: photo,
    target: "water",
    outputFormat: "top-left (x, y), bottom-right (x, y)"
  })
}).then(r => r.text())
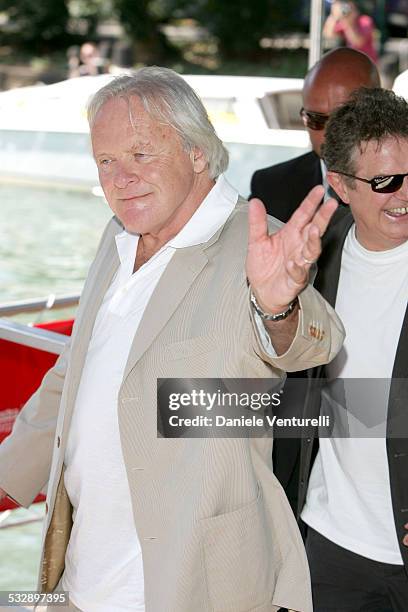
top-left (0, 185), bottom-right (112, 304)
top-left (0, 504), bottom-right (45, 591)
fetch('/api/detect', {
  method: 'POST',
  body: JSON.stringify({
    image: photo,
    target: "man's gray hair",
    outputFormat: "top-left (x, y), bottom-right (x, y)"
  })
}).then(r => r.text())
top-left (87, 66), bottom-right (229, 179)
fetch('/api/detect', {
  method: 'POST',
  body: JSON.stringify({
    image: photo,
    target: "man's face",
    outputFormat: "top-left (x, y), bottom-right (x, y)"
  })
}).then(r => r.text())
top-left (329, 137), bottom-right (408, 251)
top-left (91, 96), bottom-right (207, 237)
top-left (303, 70), bottom-right (374, 157)
top-left (302, 78), bottom-right (372, 157)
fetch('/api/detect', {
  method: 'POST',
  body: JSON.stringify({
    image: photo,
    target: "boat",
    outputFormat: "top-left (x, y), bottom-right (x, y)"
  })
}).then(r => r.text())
top-left (0, 73), bottom-right (309, 195)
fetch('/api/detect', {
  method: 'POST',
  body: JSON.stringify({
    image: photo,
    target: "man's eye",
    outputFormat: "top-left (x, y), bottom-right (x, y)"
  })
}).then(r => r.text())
top-left (134, 153), bottom-right (149, 160)
top-left (99, 158), bottom-right (112, 165)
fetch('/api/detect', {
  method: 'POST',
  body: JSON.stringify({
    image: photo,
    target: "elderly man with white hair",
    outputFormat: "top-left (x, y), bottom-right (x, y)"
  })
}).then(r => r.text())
top-left (0, 67), bottom-right (343, 612)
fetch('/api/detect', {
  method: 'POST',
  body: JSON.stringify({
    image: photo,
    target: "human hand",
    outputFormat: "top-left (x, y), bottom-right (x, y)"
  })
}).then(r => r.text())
top-left (246, 185), bottom-right (337, 315)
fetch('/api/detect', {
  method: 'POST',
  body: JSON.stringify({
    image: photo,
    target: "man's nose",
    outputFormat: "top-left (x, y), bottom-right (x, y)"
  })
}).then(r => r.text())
top-left (113, 162), bottom-right (139, 189)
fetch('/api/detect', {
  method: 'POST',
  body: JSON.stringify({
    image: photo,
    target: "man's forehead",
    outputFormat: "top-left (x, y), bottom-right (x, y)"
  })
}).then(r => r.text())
top-left (354, 137), bottom-right (408, 169)
top-left (93, 95), bottom-right (150, 125)
top-left (303, 73), bottom-right (372, 112)
top-left (91, 95), bottom-right (174, 141)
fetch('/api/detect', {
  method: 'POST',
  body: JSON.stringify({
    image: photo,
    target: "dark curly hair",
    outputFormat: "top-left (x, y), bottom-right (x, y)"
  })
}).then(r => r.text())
top-left (322, 88), bottom-right (408, 184)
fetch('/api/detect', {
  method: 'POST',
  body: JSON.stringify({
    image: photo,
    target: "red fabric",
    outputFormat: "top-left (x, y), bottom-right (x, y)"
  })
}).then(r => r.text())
top-left (0, 319), bottom-right (74, 511)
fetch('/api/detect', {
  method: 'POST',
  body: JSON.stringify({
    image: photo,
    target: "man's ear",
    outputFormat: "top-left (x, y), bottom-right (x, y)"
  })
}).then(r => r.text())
top-left (191, 147), bottom-right (207, 173)
top-left (327, 171), bottom-right (351, 205)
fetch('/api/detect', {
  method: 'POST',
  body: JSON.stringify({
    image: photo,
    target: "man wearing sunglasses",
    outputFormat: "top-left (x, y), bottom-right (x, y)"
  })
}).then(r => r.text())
top-left (298, 87), bottom-right (408, 610)
top-left (250, 47), bottom-right (380, 520)
top-left (249, 47), bottom-right (380, 223)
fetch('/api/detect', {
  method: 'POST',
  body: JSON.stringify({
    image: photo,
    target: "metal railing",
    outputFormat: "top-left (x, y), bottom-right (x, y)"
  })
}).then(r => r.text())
top-left (0, 318), bottom-right (69, 355)
top-left (0, 293), bottom-right (80, 317)
top-left (0, 293), bottom-right (77, 354)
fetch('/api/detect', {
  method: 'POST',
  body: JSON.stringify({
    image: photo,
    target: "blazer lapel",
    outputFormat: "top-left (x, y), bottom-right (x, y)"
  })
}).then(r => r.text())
top-left (62, 220), bottom-right (121, 428)
top-left (392, 304), bottom-right (408, 379)
top-left (122, 243), bottom-right (209, 380)
top-left (314, 213), bottom-right (354, 307)
top-left (308, 214), bottom-right (353, 381)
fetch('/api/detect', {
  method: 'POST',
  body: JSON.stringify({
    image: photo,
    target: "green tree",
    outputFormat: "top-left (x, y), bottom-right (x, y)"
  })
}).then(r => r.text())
top-left (113, 0), bottom-right (180, 63)
top-left (0, 0), bottom-right (70, 52)
top-left (185, 0), bottom-right (304, 60)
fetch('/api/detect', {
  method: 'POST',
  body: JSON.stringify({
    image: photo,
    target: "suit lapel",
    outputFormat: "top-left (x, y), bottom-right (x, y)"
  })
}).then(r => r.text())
top-left (392, 304), bottom-right (408, 378)
top-left (122, 243), bottom-right (209, 381)
top-left (314, 213), bottom-right (354, 307)
top-left (62, 220), bottom-right (121, 428)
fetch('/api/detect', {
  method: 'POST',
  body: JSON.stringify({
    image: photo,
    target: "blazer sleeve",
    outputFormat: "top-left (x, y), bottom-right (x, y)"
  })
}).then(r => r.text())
top-left (249, 283), bottom-right (345, 373)
top-left (0, 338), bottom-right (71, 507)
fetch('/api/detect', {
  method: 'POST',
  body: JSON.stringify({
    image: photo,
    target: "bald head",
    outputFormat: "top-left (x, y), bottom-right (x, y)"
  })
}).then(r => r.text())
top-left (302, 48), bottom-right (380, 156)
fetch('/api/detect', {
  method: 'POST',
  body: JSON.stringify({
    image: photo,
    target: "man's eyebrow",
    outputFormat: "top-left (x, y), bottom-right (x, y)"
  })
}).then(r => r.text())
top-left (94, 151), bottom-right (112, 158)
top-left (128, 140), bottom-right (152, 151)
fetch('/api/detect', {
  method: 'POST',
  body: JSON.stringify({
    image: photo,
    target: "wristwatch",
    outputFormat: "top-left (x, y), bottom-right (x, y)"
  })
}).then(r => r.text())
top-left (250, 289), bottom-right (298, 322)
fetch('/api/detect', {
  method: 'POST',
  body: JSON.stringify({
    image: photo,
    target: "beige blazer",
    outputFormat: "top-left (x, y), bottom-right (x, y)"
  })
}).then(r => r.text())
top-left (0, 198), bottom-right (344, 612)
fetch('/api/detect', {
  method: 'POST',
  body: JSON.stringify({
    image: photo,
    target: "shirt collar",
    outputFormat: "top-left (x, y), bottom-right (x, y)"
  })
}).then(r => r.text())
top-left (169, 173), bottom-right (238, 248)
top-left (114, 173), bottom-right (238, 265)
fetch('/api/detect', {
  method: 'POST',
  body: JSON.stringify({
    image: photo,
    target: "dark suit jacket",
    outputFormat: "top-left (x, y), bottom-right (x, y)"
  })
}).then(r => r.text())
top-left (284, 212), bottom-right (408, 574)
top-left (250, 151), bottom-right (322, 222)
top-left (251, 150), bottom-right (330, 507)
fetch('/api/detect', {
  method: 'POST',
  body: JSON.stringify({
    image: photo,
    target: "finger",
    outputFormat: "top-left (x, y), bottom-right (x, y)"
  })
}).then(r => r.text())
top-left (287, 259), bottom-right (309, 287)
top-left (297, 224), bottom-right (321, 267)
top-left (248, 198), bottom-right (269, 246)
top-left (287, 185), bottom-right (325, 231)
top-left (404, 534), bottom-right (408, 546)
top-left (310, 197), bottom-right (338, 237)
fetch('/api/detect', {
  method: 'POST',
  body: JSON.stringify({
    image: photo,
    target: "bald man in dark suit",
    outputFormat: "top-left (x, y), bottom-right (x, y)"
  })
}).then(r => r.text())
top-left (250, 47), bottom-right (380, 223)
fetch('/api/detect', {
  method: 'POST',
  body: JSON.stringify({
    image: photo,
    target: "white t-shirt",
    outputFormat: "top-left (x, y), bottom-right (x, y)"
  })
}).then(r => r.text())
top-left (62, 175), bottom-right (238, 611)
top-left (302, 225), bottom-right (408, 564)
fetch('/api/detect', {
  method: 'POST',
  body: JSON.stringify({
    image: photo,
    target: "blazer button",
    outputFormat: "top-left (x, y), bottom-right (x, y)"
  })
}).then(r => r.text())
top-left (57, 436), bottom-right (61, 448)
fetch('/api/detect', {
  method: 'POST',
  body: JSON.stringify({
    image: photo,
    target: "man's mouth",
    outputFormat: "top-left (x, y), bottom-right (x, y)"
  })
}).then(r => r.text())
top-left (384, 206), bottom-right (408, 218)
top-left (120, 194), bottom-right (150, 201)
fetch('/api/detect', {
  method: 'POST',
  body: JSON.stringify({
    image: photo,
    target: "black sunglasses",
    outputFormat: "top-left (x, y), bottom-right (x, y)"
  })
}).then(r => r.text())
top-left (299, 107), bottom-right (330, 130)
top-left (335, 171), bottom-right (408, 194)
